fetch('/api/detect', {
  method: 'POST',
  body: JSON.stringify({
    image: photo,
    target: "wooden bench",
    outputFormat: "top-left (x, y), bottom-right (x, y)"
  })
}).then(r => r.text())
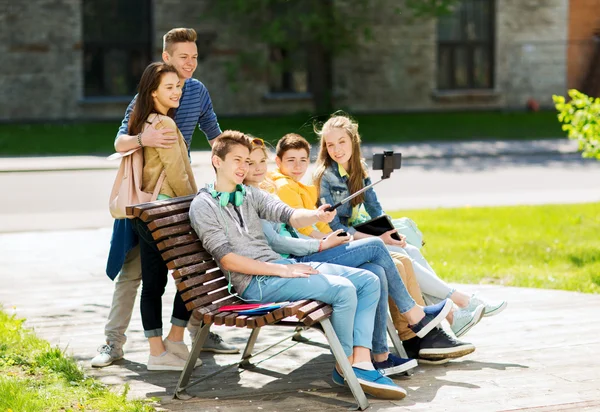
top-left (128, 195), bottom-right (408, 410)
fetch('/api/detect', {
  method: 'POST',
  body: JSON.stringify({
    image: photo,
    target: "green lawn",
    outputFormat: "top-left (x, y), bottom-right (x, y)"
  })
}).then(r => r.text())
top-left (0, 309), bottom-right (156, 412)
top-left (389, 202), bottom-right (600, 294)
top-left (0, 111), bottom-right (563, 156)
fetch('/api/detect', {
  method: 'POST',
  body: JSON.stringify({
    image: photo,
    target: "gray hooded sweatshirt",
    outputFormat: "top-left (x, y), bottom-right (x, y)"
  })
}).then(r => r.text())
top-left (189, 185), bottom-right (295, 294)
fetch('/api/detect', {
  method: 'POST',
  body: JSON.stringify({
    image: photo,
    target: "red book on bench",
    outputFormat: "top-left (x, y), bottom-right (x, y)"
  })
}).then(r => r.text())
top-left (218, 303), bottom-right (273, 312)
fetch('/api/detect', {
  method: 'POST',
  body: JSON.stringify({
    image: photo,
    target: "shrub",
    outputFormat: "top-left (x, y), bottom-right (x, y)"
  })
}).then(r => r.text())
top-left (553, 89), bottom-right (600, 160)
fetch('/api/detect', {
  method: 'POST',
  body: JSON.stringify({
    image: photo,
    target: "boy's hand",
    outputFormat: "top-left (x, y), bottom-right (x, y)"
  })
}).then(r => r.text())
top-left (142, 127), bottom-right (178, 149)
top-left (316, 204), bottom-right (337, 223)
top-left (277, 264), bottom-right (319, 278)
top-left (322, 230), bottom-right (351, 250)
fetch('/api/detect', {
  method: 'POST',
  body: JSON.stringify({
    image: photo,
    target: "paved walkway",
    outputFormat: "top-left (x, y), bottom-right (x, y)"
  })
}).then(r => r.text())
top-left (1, 228), bottom-right (599, 411)
top-left (0, 138), bottom-right (580, 172)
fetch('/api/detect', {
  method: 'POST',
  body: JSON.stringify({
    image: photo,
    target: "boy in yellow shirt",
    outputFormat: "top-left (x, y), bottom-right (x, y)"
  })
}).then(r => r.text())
top-left (268, 133), bottom-right (332, 238)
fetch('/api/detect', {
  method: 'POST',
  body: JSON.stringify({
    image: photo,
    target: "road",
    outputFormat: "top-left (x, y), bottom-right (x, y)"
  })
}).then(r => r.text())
top-left (1, 153), bottom-right (599, 233)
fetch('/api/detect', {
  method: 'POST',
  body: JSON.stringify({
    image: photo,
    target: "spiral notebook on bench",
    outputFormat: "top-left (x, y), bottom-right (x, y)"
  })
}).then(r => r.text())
top-left (218, 302), bottom-right (290, 315)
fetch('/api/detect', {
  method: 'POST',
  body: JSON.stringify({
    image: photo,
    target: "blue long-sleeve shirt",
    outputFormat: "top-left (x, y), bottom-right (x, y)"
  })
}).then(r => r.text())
top-left (106, 78), bottom-right (222, 280)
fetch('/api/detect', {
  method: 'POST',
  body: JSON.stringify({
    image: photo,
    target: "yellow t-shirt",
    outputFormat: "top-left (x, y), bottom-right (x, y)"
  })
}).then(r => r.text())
top-left (268, 168), bottom-right (332, 236)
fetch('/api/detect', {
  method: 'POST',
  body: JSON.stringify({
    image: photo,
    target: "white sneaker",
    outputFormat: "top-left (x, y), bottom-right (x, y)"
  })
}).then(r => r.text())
top-left (468, 294), bottom-right (507, 317)
top-left (163, 338), bottom-right (202, 368)
top-left (450, 304), bottom-right (485, 338)
top-left (91, 343), bottom-right (123, 368)
top-left (188, 319), bottom-right (239, 354)
top-left (147, 351), bottom-right (187, 371)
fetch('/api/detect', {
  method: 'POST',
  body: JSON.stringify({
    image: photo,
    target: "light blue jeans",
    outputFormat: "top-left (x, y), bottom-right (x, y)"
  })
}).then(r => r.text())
top-left (241, 259), bottom-right (380, 357)
top-left (387, 244), bottom-right (455, 303)
top-left (294, 237), bottom-right (416, 355)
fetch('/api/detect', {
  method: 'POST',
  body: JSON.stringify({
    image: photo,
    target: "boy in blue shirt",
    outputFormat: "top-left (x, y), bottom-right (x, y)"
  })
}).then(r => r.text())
top-left (93, 28), bottom-right (235, 368)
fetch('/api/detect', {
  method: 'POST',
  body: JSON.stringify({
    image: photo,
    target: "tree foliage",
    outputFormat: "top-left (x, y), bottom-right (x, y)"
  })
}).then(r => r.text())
top-left (553, 90), bottom-right (600, 160)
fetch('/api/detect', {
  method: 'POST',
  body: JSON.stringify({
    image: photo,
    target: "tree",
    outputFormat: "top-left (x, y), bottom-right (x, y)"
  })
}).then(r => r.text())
top-left (553, 90), bottom-right (600, 160)
top-left (210, 0), bottom-right (461, 114)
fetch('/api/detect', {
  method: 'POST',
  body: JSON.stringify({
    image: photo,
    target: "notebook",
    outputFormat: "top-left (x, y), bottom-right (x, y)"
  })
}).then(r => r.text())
top-left (218, 302), bottom-right (290, 315)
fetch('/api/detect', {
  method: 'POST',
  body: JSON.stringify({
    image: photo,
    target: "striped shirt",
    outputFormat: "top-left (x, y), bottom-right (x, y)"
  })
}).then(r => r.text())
top-left (116, 78), bottom-right (222, 146)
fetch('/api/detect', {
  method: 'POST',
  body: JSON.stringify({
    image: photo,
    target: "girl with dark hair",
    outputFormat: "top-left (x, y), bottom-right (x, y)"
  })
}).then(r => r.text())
top-left (130, 62), bottom-right (199, 371)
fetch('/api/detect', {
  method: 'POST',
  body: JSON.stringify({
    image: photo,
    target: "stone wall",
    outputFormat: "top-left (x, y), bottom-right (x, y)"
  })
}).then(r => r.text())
top-left (0, 0), bottom-right (572, 121)
top-left (0, 0), bottom-right (82, 121)
top-left (496, 0), bottom-right (569, 109)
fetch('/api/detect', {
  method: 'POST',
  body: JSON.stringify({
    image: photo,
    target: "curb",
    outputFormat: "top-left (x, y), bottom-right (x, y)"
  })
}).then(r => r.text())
top-left (0, 139), bottom-right (579, 173)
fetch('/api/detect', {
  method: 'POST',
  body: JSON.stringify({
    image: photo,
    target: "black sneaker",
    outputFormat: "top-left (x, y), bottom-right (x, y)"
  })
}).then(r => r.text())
top-left (373, 353), bottom-right (418, 376)
top-left (402, 335), bottom-right (450, 365)
top-left (419, 327), bottom-right (475, 360)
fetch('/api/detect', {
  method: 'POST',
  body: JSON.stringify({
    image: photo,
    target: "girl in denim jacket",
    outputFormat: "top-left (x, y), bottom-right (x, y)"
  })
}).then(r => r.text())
top-left (313, 113), bottom-right (507, 337)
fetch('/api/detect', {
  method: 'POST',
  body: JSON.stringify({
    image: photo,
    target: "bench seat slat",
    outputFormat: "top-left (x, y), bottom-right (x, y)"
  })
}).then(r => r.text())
top-left (296, 301), bottom-right (327, 319)
top-left (203, 308), bottom-right (222, 324)
top-left (235, 315), bottom-right (249, 327)
top-left (195, 296), bottom-right (242, 316)
top-left (283, 300), bottom-right (309, 317)
top-left (224, 312), bottom-right (239, 326)
top-left (185, 288), bottom-right (230, 312)
top-left (302, 306), bottom-right (333, 326)
top-left (214, 312), bottom-right (231, 326)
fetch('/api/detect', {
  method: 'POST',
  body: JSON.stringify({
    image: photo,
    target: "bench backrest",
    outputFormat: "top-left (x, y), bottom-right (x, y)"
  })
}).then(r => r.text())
top-left (127, 196), bottom-right (330, 328)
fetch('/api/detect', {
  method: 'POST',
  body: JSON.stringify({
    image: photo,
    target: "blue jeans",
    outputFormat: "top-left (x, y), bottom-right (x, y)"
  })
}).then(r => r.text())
top-left (241, 259), bottom-right (380, 357)
top-left (294, 237), bottom-right (416, 354)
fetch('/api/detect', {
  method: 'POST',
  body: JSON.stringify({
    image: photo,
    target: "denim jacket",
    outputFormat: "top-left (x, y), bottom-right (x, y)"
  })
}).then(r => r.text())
top-left (318, 162), bottom-right (384, 234)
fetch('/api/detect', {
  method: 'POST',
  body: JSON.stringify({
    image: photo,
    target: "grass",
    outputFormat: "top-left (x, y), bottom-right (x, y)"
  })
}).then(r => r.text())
top-left (389, 202), bottom-right (600, 293)
top-left (0, 110), bottom-right (564, 156)
top-left (0, 309), bottom-right (157, 412)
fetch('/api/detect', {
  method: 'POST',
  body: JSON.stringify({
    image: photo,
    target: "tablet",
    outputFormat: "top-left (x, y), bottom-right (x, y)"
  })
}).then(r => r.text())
top-left (353, 215), bottom-right (401, 241)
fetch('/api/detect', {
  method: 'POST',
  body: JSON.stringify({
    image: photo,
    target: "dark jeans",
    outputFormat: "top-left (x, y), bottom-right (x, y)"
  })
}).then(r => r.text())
top-left (131, 218), bottom-right (190, 338)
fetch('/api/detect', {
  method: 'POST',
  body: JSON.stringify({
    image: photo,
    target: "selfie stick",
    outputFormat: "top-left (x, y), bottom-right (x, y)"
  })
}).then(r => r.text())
top-left (325, 151), bottom-right (398, 212)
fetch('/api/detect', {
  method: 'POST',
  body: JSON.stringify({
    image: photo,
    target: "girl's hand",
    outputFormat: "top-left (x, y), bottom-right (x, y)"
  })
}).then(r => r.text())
top-left (380, 229), bottom-right (407, 248)
top-left (277, 264), bottom-right (319, 278)
top-left (316, 204), bottom-right (337, 223)
top-left (322, 230), bottom-right (351, 250)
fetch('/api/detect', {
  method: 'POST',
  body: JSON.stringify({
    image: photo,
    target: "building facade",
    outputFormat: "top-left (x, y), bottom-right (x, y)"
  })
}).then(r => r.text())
top-left (1, 0), bottom-right (598, 121)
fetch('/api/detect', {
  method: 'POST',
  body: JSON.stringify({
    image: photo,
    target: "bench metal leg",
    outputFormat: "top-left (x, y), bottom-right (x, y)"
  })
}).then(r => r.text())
top-left (387, 314), bottom-right (408, 358)
top-left (320, 318), bottom-right (369, 411)
top-left (292, 327), bottom-right (310, 343)
top-left (239, 327), bottom-right (261, 369)
top-left (174, 321), bottom-right (212, 400)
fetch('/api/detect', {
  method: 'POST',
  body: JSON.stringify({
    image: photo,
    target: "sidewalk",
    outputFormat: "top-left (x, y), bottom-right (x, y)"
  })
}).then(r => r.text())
top-left (0, 138), bottom-right (579, 173)
top-left (1, 228), bottom-right (599, 411)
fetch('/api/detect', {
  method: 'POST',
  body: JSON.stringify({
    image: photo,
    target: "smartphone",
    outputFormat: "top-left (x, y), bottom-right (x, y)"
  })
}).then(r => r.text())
top-left (373, 151), bottom-right (402, 171)
top-left (337, 231), bottom-right (348, 237)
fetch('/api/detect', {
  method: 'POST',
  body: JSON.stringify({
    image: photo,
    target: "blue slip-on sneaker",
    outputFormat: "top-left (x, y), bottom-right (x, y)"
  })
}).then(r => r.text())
top-left (332, 367), bottom-right (346, 387)
top-left (352, 367), bottom-right (407, 400)
top-left (373, 353), bottom-right (418, 376)
top-left (409, 299), bottom-right (453, 338)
